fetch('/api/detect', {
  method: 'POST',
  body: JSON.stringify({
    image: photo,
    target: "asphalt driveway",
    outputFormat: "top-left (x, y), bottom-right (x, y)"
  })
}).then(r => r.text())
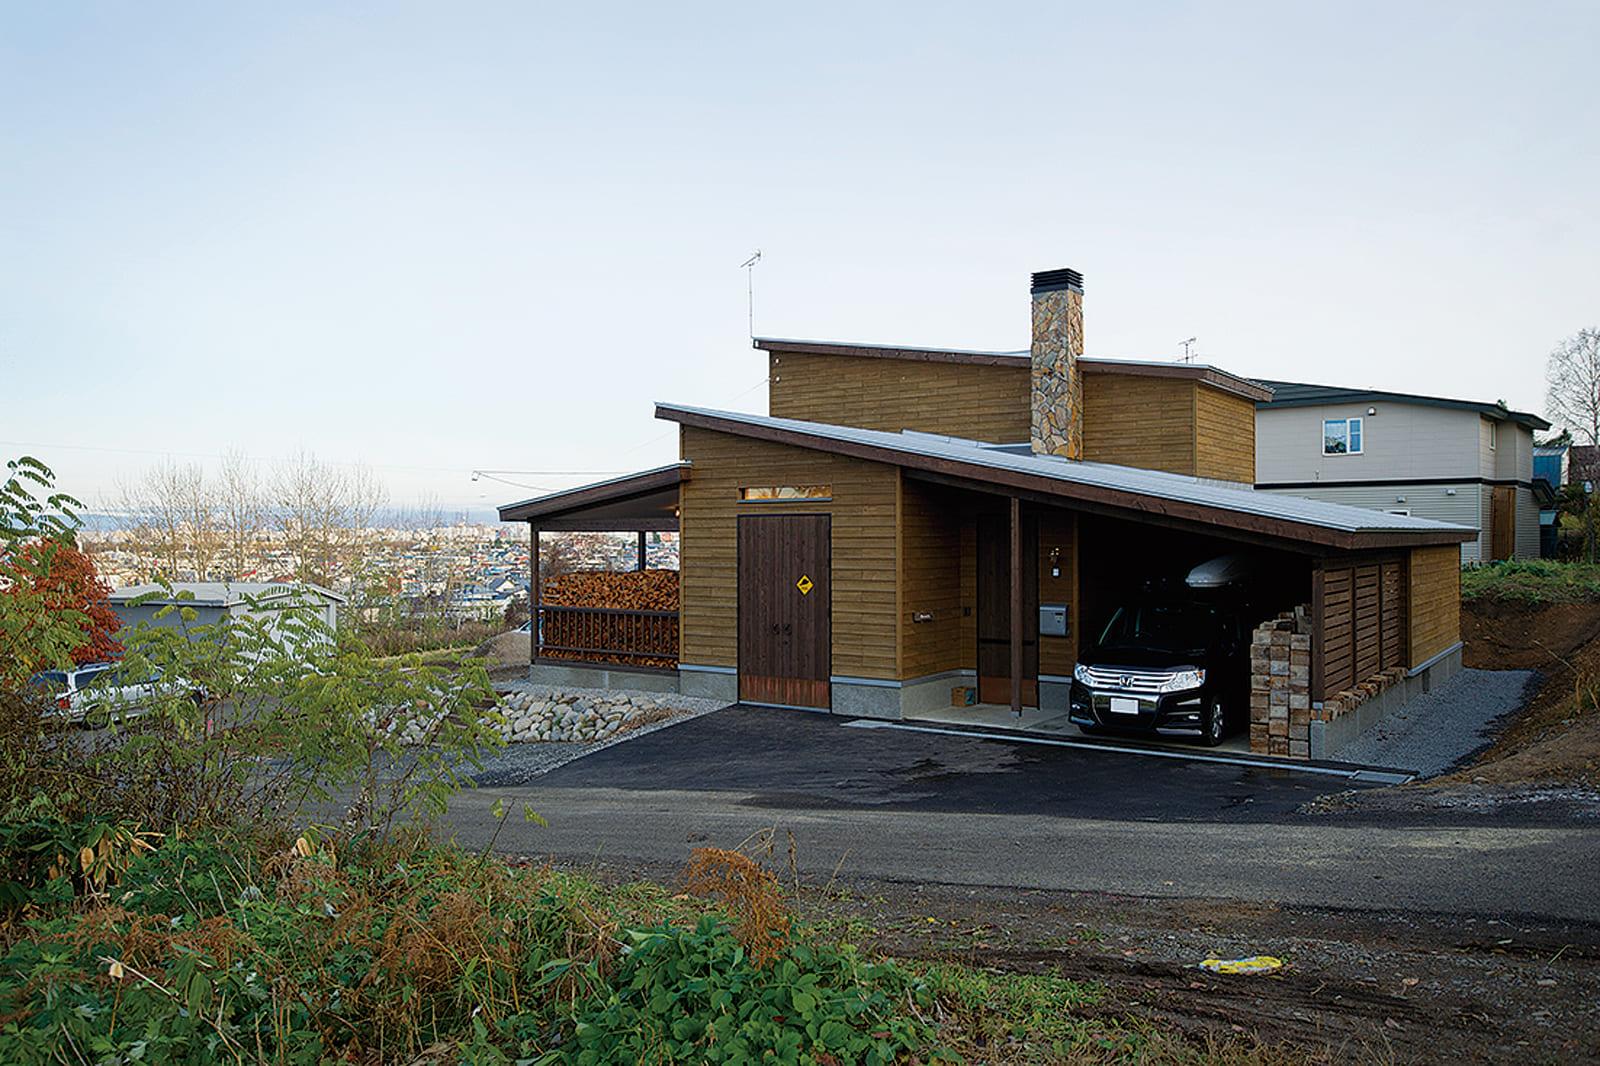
top-left (456, 703), bottom-right (1600, 920)
top-left (476, 704), bottom-right (1387, 823)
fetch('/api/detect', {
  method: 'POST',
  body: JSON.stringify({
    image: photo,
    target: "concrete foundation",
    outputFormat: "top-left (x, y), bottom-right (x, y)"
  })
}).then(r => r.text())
top-left (678, 663), bottom-right (738, 702)
top-left (827, 670), bottom-right (977, 719)
top-left (1038, 674), bottom-right (1072, 713)
top-left (527, 662), bottom-right (680, 694)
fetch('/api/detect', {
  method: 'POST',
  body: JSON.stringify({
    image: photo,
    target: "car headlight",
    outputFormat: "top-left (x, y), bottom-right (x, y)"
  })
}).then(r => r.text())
top-left (1073, 663), bottom-right (1092, 684)
top-left (1156, 669), bottom-right (1204, 693)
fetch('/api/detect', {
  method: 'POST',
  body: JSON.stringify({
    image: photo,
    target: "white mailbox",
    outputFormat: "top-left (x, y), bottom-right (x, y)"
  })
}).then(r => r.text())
top-left (1039, 603), bottom-right (1069, 637)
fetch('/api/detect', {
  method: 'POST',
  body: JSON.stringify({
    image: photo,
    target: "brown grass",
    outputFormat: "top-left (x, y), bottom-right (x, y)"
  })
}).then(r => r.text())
top-left (678, 846), bottom-right (791, 965)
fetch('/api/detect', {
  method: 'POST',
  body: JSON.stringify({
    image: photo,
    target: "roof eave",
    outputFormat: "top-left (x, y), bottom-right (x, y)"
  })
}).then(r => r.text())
top-left (497, 463), bottom-right (689, 524)
top-left (753, 337), bottom-right (1029, 368)
top-left (655, 405), bottom-right (1469, 552)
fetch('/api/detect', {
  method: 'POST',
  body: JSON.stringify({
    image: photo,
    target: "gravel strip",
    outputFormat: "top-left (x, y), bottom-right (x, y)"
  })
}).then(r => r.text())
top-left (1329, 667), bottom-right (1538, 777)
top-left (472, 681), bottom-right (730, 786)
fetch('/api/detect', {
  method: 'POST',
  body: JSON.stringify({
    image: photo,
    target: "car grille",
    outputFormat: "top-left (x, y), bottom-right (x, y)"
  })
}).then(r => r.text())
top-left (1077, 665), bottom-right (1180, 695)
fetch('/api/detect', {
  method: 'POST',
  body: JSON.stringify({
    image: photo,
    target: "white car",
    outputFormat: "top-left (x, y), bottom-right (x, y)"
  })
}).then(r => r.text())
top-left (30, 662), bottom-right (172, 727)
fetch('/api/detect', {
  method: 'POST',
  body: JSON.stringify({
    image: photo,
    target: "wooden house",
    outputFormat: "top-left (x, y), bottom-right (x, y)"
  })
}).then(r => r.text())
top-left (501, 268), bottom-right (1473, 756)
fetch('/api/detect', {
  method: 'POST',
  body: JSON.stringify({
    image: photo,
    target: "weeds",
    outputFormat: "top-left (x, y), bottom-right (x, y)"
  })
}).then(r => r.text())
top-left (0, 830), bottom-right (951, 1065)
top-left (1461, 559), bottom-right (1600, 603)
top-left (679, 845), bottom-right (791, 965)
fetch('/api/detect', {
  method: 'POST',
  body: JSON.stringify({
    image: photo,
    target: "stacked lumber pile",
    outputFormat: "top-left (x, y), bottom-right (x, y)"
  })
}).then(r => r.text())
top-left (539, 569), bottom-right (679, 669)
top-left (540, 569), bottom-right (679, 610)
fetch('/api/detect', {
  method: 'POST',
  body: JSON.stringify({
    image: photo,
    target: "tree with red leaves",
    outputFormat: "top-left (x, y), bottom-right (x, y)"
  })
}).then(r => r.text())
top-left (6, 539), bottom-right (123, 665)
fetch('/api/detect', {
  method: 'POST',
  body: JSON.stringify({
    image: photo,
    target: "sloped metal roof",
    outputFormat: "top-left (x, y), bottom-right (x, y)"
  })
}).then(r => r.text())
top-left (656, 404), bottom-right (1474, 551)
top-left (108, 582), bottom-right (347, 606)
top-left (497, 463), bottom-right (686, 529)
top-left (1254, 379), bottom-right (1549, 431)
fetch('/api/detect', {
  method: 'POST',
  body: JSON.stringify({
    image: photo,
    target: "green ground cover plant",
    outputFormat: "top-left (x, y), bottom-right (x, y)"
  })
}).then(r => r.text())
top-left (1460, 559), bottom-right (1600, 603)
top-left (0, 830), bottom-right (1318, 1066)
top-left (0, 833), bottom-right (942, 1066)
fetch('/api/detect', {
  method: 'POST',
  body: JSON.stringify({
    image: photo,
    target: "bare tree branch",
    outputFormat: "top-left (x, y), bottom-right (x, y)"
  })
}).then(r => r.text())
top-left (1546, 328), bottom-right (1600, 445)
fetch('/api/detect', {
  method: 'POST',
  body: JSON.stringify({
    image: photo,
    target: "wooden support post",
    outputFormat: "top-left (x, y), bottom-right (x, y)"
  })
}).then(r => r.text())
top-left (1010, 496), bottom-right (1022, 717)
top-left (638, 530), bottom-right (648, 571)
top-left (531, 524), bottom-right (541, 662)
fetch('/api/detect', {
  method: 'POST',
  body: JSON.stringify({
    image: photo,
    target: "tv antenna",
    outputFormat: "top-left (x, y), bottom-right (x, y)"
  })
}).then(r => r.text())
top-left (741, 250), bottom-right (762, 337)
top-left (1180, 337), bottom-right (1197, 363)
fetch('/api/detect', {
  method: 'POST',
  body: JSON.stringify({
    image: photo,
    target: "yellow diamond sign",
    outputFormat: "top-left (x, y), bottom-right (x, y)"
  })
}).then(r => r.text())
top-left (796, 575), bottom-right (814, 595)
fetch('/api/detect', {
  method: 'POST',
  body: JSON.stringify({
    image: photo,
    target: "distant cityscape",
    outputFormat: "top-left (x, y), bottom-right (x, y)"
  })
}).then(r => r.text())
top-left (83, 525), bottom-right (680, 624)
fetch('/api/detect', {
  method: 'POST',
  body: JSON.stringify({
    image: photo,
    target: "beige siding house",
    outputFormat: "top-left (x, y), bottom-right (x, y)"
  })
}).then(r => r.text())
top-left (1254, 382), bottom-right (1546, 564)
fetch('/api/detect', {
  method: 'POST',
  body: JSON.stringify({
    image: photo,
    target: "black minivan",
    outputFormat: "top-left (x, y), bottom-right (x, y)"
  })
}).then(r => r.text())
top-left (1068, 555), bottom-right (1256, 746)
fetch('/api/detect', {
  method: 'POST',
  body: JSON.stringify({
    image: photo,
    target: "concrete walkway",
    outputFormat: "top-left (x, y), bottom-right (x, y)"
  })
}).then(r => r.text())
top-left (906, 701), bottom-right (1251, 753)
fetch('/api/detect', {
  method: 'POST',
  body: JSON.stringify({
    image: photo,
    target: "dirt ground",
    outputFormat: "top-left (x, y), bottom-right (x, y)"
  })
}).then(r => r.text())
top-left (559, 854), bottom-right (1598, 1066)
top-left (809, 877), bottom-right (1600, 1065)
top-left (1452, 599), bottom-right (1600, 790)
top-left (555, 600), bottom-right (1600, 1064)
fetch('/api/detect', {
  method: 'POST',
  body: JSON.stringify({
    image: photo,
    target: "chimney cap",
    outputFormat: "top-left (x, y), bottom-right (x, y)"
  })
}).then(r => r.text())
top-left (1031, 267), bottom-right (1083, 294)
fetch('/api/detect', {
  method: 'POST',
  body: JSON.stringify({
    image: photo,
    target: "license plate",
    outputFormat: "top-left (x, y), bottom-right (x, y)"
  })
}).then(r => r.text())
top-left (1109, 696), bottom-right (1141, 715)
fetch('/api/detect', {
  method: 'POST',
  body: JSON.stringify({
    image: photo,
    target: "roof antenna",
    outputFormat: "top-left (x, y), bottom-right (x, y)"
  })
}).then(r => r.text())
top-left (741, 250), bottom-right (762, 338)
top-left (1180, 337), bottom-right (1197, 363)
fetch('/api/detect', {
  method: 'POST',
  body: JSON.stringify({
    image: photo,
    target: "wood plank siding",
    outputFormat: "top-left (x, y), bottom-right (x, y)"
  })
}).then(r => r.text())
top-left (1313, 554), bottom-right (1411, 700)
top-left (768, 352), bottom-right (1029, 443)
top-left (1312, 550), bottom-right (1445, 701)
top-left (678, 426), bottom-right (900, 681)
top-left (1195, 386), bottom-right (1257, 483)
top-left (1082, 374), bottom-right (1198, 475)
top-left (1315, 566), bottom-right (1355, 696)
top-left (1036, 510), bottom-right (1078, 677)
top-left (1408, 544), bottom-right (1461, 668)
top-left (767, 348), bottom-right (1260, 486)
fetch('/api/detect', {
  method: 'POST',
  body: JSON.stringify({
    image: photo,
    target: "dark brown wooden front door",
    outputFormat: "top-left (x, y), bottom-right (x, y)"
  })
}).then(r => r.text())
top-left (738, 514), bottom-right (831, 709)
top-left (976, 513), bottom-right (1038, 706)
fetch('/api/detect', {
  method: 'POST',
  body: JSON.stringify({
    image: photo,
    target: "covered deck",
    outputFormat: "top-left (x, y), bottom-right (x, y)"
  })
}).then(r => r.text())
top-left (498, 464), bottom-right (687, 683)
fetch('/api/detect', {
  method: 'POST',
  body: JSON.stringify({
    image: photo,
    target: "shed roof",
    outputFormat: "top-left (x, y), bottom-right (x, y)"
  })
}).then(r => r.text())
top-left (497, 463), bottom-right (686, 530)
top-left (655, 404), bottom-right (1474, 552)
top-left (753, 338), bottom-right (1274, 401)
top-left (1254, 379), bottom-right (1550, 430)
top-left (108, 581), bottom-right (347, 606)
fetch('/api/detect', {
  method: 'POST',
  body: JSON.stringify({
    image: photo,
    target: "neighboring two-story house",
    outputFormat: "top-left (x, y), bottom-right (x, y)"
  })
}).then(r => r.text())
top-left (1253, 382), bottom-right (1548, 564)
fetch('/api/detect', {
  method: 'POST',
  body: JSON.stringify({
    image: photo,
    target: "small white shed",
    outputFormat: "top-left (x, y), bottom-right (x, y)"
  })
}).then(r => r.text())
top-left (108, 582), bottom-right (347, 652)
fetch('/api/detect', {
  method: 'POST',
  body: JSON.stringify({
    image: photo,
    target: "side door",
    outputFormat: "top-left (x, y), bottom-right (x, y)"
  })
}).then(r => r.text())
top-left (737, 514), bottom-right (831, 709)
top-left (1490, 486), bottom-right (1515, 562)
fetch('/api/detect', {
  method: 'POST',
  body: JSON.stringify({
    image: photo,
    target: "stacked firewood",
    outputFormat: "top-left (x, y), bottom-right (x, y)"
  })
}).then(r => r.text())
top-left (540, 569), bottom-right (679, 610)
top-left (538, 570), bottom-right (679, 668)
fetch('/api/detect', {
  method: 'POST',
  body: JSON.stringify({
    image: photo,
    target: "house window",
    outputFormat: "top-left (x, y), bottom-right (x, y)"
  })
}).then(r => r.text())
top-left (739, 485), bottom-right (832, 502)
top-left (1323, 418), bottom-right (1363, 455)
top-left (1488, 421), bottom-right (1497, 450)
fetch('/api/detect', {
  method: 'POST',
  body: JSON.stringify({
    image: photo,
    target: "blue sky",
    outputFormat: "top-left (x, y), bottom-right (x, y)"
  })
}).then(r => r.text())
top-left (4, 2), bottom-right (1596, 519)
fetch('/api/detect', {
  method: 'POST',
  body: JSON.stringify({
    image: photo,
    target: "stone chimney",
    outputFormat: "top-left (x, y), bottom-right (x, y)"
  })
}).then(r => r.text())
top-left (1029, 268), bottom-right (1084, 458)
